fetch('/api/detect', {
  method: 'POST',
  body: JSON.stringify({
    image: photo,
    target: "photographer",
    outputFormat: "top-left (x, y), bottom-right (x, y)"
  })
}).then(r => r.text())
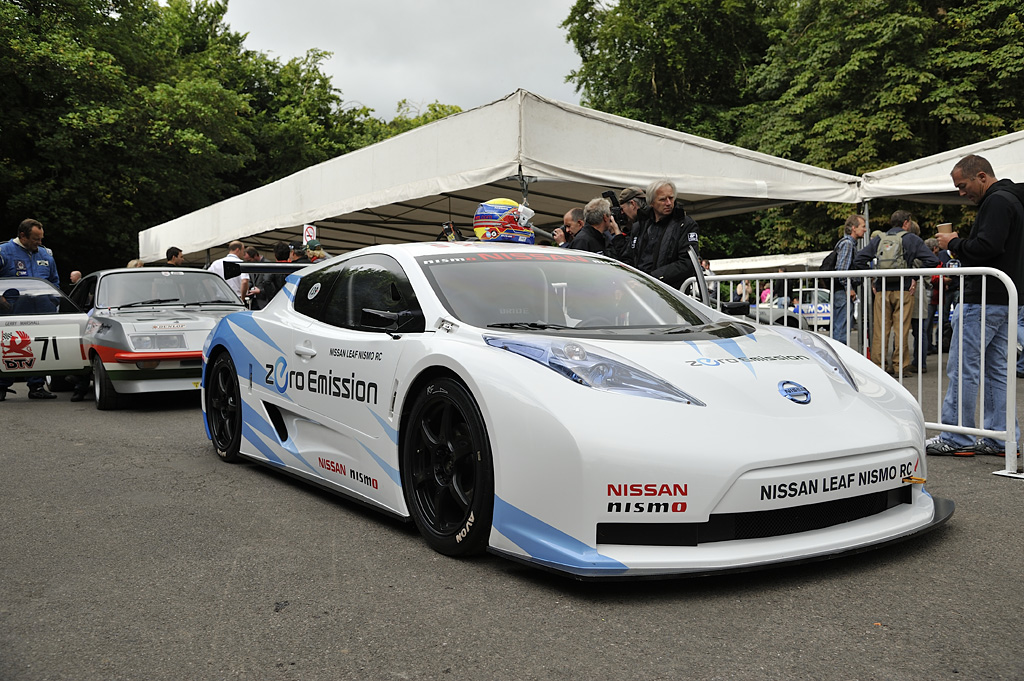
top-left (553, 208), bottom-right (584, 247)
top-left (616, 187), bottom-right (645, 233)
top-left (622, 179), bottom-right (700, 289)
top-left (570, 197), bottom-right (620, 254)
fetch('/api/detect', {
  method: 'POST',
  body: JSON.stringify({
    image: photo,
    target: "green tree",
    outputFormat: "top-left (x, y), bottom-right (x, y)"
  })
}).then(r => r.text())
top-left (563, 0), bottom-right (770, 140)
top-left (562, 0), bottom-right (1024, 255)
top-left (1, 0), bottom-right (437, 271)
top-left (367, 100), bottom-right (463, 141)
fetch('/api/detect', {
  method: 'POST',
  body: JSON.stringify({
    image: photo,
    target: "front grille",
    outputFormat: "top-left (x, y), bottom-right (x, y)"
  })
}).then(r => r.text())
top-left (596, 486), bottom-right (911, 547)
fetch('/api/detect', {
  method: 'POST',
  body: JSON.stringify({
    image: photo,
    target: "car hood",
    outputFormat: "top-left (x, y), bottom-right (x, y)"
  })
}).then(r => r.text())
top-left (99, 307), bottom-right (242, 331)
top-left (548, 325), bottom-right (892, 417)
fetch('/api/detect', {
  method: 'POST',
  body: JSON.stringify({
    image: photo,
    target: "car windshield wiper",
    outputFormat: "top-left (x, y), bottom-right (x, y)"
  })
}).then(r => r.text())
top-left (182, 300), bottom-right (240, 306)
top-left (660, 324), bottom-right (714, 335)
top-left (115, 298), bottom-right (180, 308)
top-left (486, 322), bottom-right (572, 330)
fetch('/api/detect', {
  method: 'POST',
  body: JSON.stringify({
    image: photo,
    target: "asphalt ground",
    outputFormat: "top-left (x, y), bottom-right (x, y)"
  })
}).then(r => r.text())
top-left (1, 374), bottom-right (1023, 681)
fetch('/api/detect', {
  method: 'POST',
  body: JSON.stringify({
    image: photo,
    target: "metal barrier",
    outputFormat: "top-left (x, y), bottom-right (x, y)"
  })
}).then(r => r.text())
top-left (698, 267), bottom-right (1021, 478)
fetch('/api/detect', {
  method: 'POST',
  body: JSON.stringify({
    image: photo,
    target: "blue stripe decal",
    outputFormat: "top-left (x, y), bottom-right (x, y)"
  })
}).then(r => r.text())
top-left (492, 496), bottom-right (628, 575)
top-left (357, 440), bottom-right (402, 487)
top-left (369, 409), bottom-right (399, 444)
top-left (227, 313), bottom-right (284, 354)
top-left (240, 400), bottom-right (285, 465)
top-left (284, 276), bottom-right (299, 302)
top-left (711, 337), bottom-right (756, 376)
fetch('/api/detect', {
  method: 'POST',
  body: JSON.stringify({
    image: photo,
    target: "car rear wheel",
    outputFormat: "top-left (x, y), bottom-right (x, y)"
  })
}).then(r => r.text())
top-left (92, 355), bottom-right (120, 410)
top-left (401, 377), bottom-right (493, 556)
top-left (206, 352), bottom-right (243, 462)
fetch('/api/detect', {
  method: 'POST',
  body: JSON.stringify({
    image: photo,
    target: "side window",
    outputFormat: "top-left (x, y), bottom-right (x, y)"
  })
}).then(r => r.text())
top-left (70, 277), bottom-right (97, 311)
top-left (320, 254), bottom-right (422, 332)
top-left (293, 264), bottom-right (342, 320)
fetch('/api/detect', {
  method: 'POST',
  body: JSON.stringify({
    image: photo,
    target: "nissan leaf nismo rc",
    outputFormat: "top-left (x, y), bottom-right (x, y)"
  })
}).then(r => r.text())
top-left (201, 241), bottom-right (952, 579)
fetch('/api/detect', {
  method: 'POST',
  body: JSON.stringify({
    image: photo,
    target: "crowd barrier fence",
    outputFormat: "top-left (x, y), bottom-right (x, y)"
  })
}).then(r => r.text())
top-left (696, 267), bottom-right (1021, 479)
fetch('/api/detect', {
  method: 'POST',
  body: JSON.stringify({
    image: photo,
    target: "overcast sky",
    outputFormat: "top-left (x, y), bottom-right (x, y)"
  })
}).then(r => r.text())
top-left (223, 1), bottom-right (583, 119)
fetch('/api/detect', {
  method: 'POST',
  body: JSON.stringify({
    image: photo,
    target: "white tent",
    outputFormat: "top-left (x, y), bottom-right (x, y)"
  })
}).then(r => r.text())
top-left (860, 129), bottom-right (1024, 204)
top-left (138, 89), bottom-right (861, 262)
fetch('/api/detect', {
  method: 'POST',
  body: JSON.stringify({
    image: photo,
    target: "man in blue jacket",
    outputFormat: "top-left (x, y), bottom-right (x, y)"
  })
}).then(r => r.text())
top-left (0, 219), bottom-right (60, 399)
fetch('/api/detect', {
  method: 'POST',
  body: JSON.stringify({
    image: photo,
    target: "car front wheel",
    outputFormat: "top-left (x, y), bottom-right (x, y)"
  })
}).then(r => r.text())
top-left (92, 355), bottom-right (120, 410)
top-left (206, 352), bottom-right (243, 462)
top-left (401, 377), bottom-right (493, 556)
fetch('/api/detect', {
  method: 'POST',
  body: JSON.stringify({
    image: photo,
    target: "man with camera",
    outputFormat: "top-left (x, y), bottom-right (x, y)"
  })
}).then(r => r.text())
top-left (616, 187), bottom-right (645, 233)
top-left (553, 208), bottom-right (585, 247)
top-left (569, 197), bottom-right (622, 254)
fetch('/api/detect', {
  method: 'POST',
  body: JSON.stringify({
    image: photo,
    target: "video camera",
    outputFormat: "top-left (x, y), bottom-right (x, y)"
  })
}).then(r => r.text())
top-left (602, 190), bottom-right (631, 231)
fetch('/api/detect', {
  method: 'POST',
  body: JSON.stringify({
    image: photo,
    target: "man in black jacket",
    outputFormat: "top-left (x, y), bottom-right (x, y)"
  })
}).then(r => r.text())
top-left (624, 179), bottom-right (700, 289)
top-left (927, 154), bottom-right (1024, 457)
top-left (570, 197), bottom-right (621, 254)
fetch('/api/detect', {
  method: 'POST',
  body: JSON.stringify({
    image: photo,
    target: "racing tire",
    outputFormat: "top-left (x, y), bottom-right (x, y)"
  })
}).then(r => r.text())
top-left (92, 355), bottom-right (121, 411)
top-left (206, 352), bottom-right (243, 463)
top-left (401, 377), bottom-right (494, 557)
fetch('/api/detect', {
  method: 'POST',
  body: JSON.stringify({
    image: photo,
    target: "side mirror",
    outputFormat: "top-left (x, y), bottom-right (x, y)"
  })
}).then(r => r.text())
top-left (720, 301), bottom-right (750, 317)
top-left (359, 308), bottom-right (425, 334)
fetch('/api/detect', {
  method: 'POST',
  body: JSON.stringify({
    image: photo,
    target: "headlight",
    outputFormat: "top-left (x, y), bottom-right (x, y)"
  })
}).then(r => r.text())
top-left (776, 328), bottom-right (857, 390)
top-left (484, 336), bottom-right (704, 405)
top-left (130, 334), bottom-right (186, 350)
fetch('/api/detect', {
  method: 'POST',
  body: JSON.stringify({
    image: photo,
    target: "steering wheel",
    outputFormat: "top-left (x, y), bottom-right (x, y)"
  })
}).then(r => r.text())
top-left (577, 316), bottom-right (613, 328)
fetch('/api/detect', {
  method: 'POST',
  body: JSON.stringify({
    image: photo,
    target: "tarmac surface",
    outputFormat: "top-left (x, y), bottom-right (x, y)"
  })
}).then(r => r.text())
top-left (1, 371), bottom-right (1023, 681)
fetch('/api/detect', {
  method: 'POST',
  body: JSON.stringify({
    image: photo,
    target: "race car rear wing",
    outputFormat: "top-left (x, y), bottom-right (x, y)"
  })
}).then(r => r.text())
top-left (222, 262), bottom-right (306, 279)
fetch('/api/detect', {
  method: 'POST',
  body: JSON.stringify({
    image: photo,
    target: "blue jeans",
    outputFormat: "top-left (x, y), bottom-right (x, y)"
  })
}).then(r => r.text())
top-left (939, 303), bottom-right (1019, 448)
top-left (832, 290), bottom-right (850, 344)
top-left (1017, 306), bottom-right (1024, 374)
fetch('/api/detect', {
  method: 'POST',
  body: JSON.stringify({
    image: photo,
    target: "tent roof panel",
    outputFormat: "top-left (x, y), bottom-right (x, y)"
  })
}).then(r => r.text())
top-left (139, 90), bottom-right (860, 263)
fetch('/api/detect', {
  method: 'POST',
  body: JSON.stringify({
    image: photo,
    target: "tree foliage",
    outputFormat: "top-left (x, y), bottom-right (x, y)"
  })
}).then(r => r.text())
top-left (0, 0), bottom-right (459, 273)
top-left (563, 0), bottom-right (769, 141)
top-left (564, 0), bottom-right (1024, 256)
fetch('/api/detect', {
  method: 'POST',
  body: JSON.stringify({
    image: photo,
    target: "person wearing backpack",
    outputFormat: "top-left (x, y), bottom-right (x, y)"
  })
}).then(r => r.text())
top-left (853, 210), bottom-right (939, 374)
top-left (828, 214), bottom-right (867, 344)
top-left (927, 154), bottom-right (1024, 457)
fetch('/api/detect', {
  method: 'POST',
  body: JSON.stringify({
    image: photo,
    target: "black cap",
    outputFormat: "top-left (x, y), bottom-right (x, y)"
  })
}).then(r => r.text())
top-left (289, 241), bottom-right (306, 252)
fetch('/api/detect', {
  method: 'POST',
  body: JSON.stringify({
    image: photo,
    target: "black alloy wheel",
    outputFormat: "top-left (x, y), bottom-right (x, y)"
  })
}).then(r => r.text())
top-left (401, 377), bottom-right (494, 556)
top-left (206, 352), bottom-right (243, 462)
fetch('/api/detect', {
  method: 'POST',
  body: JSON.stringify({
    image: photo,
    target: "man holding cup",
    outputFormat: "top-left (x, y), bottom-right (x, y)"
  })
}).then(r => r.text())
top-left (926, 154), bottom-right (1024, 457)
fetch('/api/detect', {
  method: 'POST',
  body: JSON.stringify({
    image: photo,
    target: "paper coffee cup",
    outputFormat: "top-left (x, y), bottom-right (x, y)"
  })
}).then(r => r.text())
top-left (937, 222), bottom-right (953, 233)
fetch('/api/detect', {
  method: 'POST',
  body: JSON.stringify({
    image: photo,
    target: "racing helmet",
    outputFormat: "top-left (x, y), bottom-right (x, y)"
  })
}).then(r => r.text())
top-left (473, 198), bottom-right (535, 244)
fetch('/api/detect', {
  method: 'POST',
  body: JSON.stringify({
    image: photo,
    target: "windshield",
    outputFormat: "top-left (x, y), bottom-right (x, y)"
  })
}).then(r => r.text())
top-left (417, 250), bottom-right (723, 335)
top-left (96, 270), bottom-right (243, 309)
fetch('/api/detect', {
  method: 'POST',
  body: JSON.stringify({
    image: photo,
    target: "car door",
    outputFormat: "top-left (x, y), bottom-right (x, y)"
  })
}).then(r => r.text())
top-left (1, 278), bottom-right (88, 377)
top-left (286, 254), bottom-right (425, 506)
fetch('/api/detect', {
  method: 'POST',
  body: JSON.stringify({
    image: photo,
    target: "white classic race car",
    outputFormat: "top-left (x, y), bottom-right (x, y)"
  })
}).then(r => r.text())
top-left (201, 242), bottom-right (953, 579)
top-left (1, 277), bottom-right (89, 389)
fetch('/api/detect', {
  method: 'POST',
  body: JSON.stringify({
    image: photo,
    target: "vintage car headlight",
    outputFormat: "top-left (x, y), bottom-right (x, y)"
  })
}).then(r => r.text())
top-left (130, 334), bottom-right (186, 350)
top-left (776, 327), bottom-right (857, 390)
top-left (484, 336), bottom-right (704, 405)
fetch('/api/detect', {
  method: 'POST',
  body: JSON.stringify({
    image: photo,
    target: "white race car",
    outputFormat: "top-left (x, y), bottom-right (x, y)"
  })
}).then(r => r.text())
top-left (0, 277), bottom-right (89, 390)
top-left (70, 268), bottom-right (245, 409)
top-left (201, 242), bottom-right (953, 579)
